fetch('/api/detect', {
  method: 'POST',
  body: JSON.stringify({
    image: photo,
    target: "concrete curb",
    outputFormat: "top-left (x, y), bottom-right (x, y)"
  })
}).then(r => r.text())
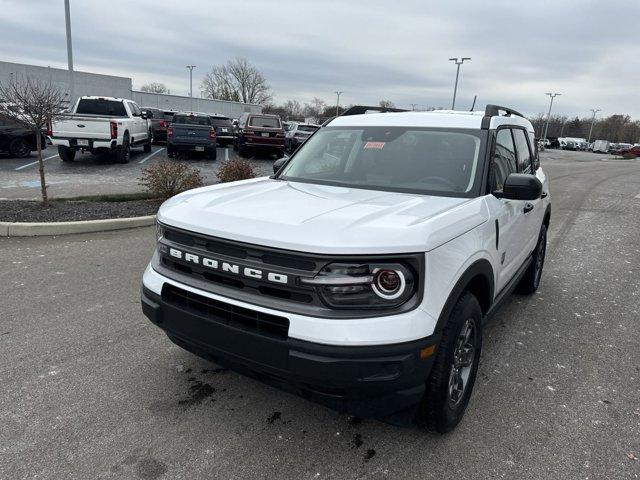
top-left (1, 215), bottom-right (156, 237)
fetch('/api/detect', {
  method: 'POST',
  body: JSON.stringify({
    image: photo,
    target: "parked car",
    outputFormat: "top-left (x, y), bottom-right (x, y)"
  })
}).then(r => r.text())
top-left (610, 143), bottom-right (632, 155)
top-left (49, 96), bottom-right (152, 164)
top-left (233, 113), bottom-right (285, 158)
top-left (166, 112), bottom-right (216, 160)
top-left (559, 138), bottom-right (576, 150)
top-left (0, 117), bottom-right (44, 158)
top-left (592, 140), bottom-right (610, 153)
top-left (619, 145), bottom-right (640, 157)
top-left (285, 122), bottom-right (320, 153)
top-left (209, 115), bottom-right (234, 147)
top-left (142, 104), bottom-right (550, 432)
top-left (141, 107), bottom-right (174, 143)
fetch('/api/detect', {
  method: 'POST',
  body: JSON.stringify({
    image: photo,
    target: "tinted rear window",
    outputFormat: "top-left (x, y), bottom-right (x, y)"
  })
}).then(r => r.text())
top-left (76, 99), bottom-right (127, 116)
top-left (298, 125), bottom-right (319, 133)
top-left (172, 115), bottom-right (211, 126)
top-left (249, 116), bottom-right (281, 128)
top-left (210, 117), bottom-right (231, 127)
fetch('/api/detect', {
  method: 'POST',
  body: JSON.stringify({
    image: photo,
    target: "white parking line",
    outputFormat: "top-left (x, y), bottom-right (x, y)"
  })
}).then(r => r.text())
top-left (15, 154), bottom-right (59, 171)
top-left (138, 147), bottom-right (166, 164)
top-left (635, 193), bottom-right (640, 199)
top-left (225, 148), bottom-right (229, 161)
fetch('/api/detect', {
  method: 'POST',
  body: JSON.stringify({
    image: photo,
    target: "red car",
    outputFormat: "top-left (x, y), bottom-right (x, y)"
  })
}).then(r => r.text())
top-left (619, 145), bottom-right (640, 157)
top-left (233, 113), bottom-right (285, 158)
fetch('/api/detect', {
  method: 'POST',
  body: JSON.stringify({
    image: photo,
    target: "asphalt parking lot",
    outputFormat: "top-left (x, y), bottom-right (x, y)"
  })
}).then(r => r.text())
top-left (1, 150), bottom-right (639, 479)
top-left (0, 144), bottom-right (278, 199)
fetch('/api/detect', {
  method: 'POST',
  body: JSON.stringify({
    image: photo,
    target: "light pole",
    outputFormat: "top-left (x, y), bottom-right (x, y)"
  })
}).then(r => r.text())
top-left (334, 91), bottom-right (343, 116)
top-left (186, 65), bottom-right (196, 111)
top-left (64, 0), bottom-right (75, 106)
top-left (542, 93), bottom-right (561, 144)
top-left (588, 108), bottom-right (601, 143)
top-left (410, 103), bottom-right (418, 111)
top-left (449, 57), bottom-right (470, 110)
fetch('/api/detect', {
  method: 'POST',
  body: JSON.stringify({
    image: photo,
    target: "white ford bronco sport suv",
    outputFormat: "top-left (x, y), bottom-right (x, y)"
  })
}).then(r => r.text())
top-left (141, 105), bottom-right (550, 432)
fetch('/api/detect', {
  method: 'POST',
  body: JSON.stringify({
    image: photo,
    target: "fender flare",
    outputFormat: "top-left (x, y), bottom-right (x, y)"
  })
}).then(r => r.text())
top-left (434, 259), bottom-right (495, 333)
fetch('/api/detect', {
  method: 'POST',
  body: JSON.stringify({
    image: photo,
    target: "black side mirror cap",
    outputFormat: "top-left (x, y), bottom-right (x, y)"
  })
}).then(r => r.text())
top-left (494, 173), bottom-right (542, 200)
top-left (273, 157), bottom-right (287, 175)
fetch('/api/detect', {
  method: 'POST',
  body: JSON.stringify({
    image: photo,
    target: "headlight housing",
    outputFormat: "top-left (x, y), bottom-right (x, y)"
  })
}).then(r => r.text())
top-left (155, 221), bottom-right (165, 242)
top-left (300, 262), bottom-right (417, 309)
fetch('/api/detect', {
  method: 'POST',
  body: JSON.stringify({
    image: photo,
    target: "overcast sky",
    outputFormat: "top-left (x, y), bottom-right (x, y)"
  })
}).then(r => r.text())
top-left (2, 0), bottom-right (639, 118)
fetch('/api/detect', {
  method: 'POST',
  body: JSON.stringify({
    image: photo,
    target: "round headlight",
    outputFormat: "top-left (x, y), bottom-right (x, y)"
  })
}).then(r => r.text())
top-left (372, 268), bottom-right (406, 300)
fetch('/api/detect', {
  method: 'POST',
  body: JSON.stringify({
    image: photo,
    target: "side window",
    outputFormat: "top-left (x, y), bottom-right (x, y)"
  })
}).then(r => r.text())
top-left (492, 129), bottom-right (517, 192)
top-left (128, 103), bottom-right (139, 116)
top-left (513, 128), bottom-right (533, 173)
top-left (528, 131), bottom-right (539, 170)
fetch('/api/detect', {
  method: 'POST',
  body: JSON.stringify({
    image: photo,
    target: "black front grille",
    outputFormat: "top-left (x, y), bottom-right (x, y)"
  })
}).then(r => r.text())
top-left (162, 283), bottom-right (289, 339)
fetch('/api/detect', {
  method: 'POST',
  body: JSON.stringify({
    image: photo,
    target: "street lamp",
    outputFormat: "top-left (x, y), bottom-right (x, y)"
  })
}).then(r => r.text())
top-left (64, 0), bottom-right (75, 105)
top-left (186, 65), bottom-right (196, 111)
top-left (542, 93), bottom-right (561, 144)
top-left (588, 108), bottom-right (601, 143)
top-left (410, 103), bottom-right (418, 111)
top-left (334, 91), bottom-right (343, 116)
top-left (449, 57), bottom-right (471, 110)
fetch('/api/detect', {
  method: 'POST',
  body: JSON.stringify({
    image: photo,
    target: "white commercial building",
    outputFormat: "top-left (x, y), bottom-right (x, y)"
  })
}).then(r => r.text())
top-left (0, 61), bottom-right (261, 118)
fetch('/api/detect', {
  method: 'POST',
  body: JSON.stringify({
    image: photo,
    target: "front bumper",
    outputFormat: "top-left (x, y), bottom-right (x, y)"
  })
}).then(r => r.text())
top-left (141, 267), bottom-right (438, 419)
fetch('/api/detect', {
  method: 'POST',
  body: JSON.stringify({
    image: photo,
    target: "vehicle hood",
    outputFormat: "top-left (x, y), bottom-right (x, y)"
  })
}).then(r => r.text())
top-left (158, 178), bottom-right (489, 255)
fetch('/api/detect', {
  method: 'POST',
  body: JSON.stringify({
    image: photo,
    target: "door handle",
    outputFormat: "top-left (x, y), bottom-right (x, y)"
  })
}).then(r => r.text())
top-left (523, 203), bottom-right (534, 214)
top-left (541, 192), bottom-right (548, 199)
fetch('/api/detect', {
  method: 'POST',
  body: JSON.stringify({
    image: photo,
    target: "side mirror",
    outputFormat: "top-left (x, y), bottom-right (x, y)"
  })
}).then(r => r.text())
top-left (273, 157), bottom-right (287, 174)
top-left (140, 112), bottom-right (148, 120)
top-left (495, 173), bottom-right (542, 200)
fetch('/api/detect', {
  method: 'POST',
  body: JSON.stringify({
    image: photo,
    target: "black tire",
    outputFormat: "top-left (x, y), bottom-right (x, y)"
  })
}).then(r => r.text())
top-left (232, 138), bottom-right (238, 151)
top-left (115, 135), bottom-right (130, 164)
top-left (516, 224), bottom-right (547, 294)
top-left (167, 145), bottom-right (175, 158)
top-left (207, 147), bottom-right (217, 160)
top-left (416, 292), bottom-right (482, 433)
top-left (238, 144), bottom-right (249, 158)
top-left (58, 145), bottom-right (76, 162)
top-left (9, 138), bottom-right (31, 158)
top-left (275, 149), bottom-right (285, 159)
top-left (144, 131), bottom-right (152, 153)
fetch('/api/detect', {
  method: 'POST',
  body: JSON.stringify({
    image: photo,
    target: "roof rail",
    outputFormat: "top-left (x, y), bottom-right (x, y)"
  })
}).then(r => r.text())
top-left (482, 104), bottom-right (525, 129)
top-left (322, 105), bottom-right (408, 126)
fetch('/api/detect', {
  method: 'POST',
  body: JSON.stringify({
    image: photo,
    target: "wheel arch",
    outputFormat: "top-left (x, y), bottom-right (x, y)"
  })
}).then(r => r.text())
top-left (434, 259), bottom-right (495, 333)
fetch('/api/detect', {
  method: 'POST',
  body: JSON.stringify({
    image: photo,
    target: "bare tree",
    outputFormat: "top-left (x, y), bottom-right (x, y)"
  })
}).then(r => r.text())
top-left (0, 77), bottom-right (67, 205)
top-left (140, 82), bottom-right (168, 94)
top-left (202, 58), bottom-right (272, 104)
top-left (379, 99), bottom-right (395, 108)
top-left (304, 97), bottom-right (327, 120)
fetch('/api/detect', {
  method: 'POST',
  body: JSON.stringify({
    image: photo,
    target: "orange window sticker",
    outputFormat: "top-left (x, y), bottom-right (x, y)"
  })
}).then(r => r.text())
top-left (363, 141), bottom-right (385, 150)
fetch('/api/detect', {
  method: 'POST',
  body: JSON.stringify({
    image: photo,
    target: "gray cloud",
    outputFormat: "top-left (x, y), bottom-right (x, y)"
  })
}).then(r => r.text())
top-left (1, 0), bottom-right (639, 118)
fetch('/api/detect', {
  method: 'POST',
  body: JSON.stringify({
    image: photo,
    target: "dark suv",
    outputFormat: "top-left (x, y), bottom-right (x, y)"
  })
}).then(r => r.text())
top-left (167, 112), bottom-right (217, 160)
top-left (209, 115), bottom-right (234, 147)
top-left (234, 113), bottom-right (285, 158)
top-left (141, 107), bottom-right (175, 143)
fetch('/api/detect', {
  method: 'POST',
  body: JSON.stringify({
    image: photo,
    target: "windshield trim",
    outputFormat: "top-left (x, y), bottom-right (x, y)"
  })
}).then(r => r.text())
top-left (277, 126), bottom-right (488, 198)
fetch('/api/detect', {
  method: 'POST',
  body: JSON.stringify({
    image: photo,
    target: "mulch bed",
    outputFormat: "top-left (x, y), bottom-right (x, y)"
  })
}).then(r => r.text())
top-left (0, 199), bottom-right (162, 223)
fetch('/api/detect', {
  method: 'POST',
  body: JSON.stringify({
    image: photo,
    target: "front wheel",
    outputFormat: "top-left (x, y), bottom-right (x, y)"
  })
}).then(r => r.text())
top-left (9, 138), bottom-right (31, 158)
top-left (416, 292), bottom-right (482, 433)
top-left (58, 145), bottom-right (76, 162)
top-left (516, 224), bottom-right (547, 294)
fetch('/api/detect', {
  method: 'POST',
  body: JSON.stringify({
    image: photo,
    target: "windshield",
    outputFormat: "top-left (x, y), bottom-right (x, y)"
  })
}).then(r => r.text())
top-left (279, 127), bottom-right (487, 196)
top-left (172, 115), bottom-right (211, 126)
top-left (249, 116), bottom-right (281, 128)
top-left (297, 125), bottom-right (319, 133)
top-left (210, 117), bottom-right (231, 127)
top-left (76, 99), bottom-right (127, 116)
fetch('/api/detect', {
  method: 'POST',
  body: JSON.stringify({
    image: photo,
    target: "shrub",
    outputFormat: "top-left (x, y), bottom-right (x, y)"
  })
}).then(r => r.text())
top-left (138, 161), bottom-right (204, 200)
top-left (216, 158), bottom-right (256, 183)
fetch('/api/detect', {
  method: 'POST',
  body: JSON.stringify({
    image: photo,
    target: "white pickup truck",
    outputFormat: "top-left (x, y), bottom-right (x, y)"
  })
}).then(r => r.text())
top-left (49, 96), bottom-right (152, 163)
